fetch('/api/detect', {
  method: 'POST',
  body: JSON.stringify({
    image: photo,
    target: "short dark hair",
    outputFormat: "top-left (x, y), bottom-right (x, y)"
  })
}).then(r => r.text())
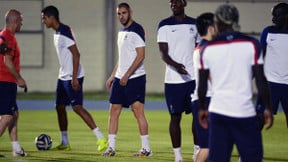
top-left (42, 5), bottom-right (60, 22)
top-left (117, 2), bottom-right (130, 10)
top-left (272, 2), bottom-right (288, 15)
top-left (196, 12), bottom-right (214, 36)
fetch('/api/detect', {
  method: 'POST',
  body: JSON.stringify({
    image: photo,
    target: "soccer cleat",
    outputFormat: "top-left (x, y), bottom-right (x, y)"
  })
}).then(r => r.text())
top-left (97, 138), bottom-right (108, 151)
top-left (133, 148), bottom-right (152, 157)
top-left (12, 148), bottom-right (28, 157)
top-left (51, 144), bottom-right (71, 151)
top-left (102, 147), bottom-right (116, 157)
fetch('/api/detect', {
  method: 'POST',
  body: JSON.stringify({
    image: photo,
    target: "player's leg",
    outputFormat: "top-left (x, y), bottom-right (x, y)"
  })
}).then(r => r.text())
top-left (208, 113), bottom-right (233, 162)
top-left (234, 117), bottom-right (262, 162)
top-left (0, 82), bottom-right (16, 137)
top-left (102, 103), bottom-right (121, 157)
top-left (165, 82), bottom-right (188, 162)
top-left (131, 101), bottom-right (151, 156)
top-left (8, 110), bottom-right (28, 156)
top-left (126, 75), bottom-right (151, 156)
top-left (279, 83), bottom-right (288, 128)
top-left (192, 98), bottom-right (210, 162)
top-left (0, 115), bottom-right (13, 136)
top-left (52, 79), bottom-right (70, 150)
top-left (67, 78), bottom-right (106, 151)
top-left (103, 77), bottom-right (124, 156)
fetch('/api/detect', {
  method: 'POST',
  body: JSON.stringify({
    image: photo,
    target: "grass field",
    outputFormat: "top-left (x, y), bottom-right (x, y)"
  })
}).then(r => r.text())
top-left (0, 109), bottom-right (288, 162)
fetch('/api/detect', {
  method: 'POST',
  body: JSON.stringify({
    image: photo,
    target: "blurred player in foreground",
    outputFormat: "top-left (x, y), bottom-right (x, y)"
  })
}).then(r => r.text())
top-left (198, 4), bottom-right (273, 162)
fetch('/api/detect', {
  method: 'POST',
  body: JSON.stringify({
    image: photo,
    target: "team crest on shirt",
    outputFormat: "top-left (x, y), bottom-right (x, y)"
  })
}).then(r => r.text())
top-left (226, 35), bottom-right (234, 41)
top-left (189, 27), bottom-right (194, 33)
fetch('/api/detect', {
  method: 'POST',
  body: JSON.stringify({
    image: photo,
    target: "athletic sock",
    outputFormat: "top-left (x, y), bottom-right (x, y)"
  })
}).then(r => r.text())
top-left (108, 134), bottom-right (116, 150)
top-left (140, 135), bottom-right (150, 151)
top-left (61, 131), bottom-right (69, 146)
top-left (93, 127), bottom-right (104, 139)
top-left (173, 147), bottom-right (182, 161)
top-left (12, 141), bottom-right (21, 152)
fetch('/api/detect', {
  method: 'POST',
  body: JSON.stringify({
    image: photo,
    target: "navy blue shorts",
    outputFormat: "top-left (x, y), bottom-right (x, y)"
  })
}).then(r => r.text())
top-left (165, 81), bottom-right (195, 114)
top-left (191, 97), bottom-right (210, 148)
top-left (208, 113), bottom-right (263, 162)
top-left (0, 82), bottom-right (18, 115)
top-left (56, 77), bottom-right (84, 106)
top-left (109, 75), bottom-right (146, 108)
top-left (255, 81), bottom-right (288, 114)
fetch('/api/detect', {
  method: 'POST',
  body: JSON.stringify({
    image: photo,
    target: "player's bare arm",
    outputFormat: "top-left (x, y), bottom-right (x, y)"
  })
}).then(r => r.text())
top-left (253, 64), bottom-right (274, 129)
top-left (4, 54), bottom-right (26, 88)
top-left (158, 42), bottom-right (187, 75)
top-left (120, 46), bottom-right (145, 86)
top-left (68, 44), bottom-right (80, 91)
top-left (197, 69), bottom-right (210, 129)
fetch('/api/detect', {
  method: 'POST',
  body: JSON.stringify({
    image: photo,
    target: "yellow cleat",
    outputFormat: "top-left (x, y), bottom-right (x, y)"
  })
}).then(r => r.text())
top-left (51, 144), bottom-right (71, 151)
top-left (97, 138), bottom-right (108, 151)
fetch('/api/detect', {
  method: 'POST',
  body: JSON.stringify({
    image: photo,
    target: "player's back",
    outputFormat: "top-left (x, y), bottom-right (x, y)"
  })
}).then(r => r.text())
top-left (200, 32), bottom-right (263, 118)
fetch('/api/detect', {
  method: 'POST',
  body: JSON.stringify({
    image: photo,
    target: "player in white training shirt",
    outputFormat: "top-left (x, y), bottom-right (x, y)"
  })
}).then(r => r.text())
top-left (257, 2), bottom-right (288, 128)
top-left (103, 2), bottom-right (151, 157)
top-left (41, 5), bottom-right (107, 152)
top-left (157, 0), bottom-right (200, 161)
top-left (198, 4), bottom-right (273, 162)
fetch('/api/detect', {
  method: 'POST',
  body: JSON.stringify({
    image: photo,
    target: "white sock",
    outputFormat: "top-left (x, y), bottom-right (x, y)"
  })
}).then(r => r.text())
top-left (108, 134), bottom-right (116, 150)
top-left (93, 127), bottom-right (104, 139)
top-left (173, 147), bottom-right (182, 161)
top-left (12, 141), bottom-right (21, 152)
top-left (141, 135), bottom-right (150, 151)
top-left (193, 145), bottom-right (200, 159)
top-left (61, 131), bottom-right (69, 146)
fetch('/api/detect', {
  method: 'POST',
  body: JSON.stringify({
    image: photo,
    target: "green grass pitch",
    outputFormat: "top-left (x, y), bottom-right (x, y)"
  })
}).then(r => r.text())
top-left (0, 110), bottom-right (287, 162)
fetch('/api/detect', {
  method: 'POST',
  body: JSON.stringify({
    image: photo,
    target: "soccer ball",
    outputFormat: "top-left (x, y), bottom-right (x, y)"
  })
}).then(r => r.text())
top-left (35, 134), bottom-right (53, 150)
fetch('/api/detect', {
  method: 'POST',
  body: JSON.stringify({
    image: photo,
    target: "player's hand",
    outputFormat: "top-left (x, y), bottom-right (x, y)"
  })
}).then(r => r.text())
top-left (16, 77), bottom-right (27, 88)
top-left (175, 63), bottom-right (188, 75)
top-left (120, 75), bottom-right (129, 86)
top-left (199, 109), bottom-right (209, 129)
top-left (71, 78), bottom-right (80, 91)
top-left (105, 77), bottom-right (114, 90)
top-left (0, 43), bottom-right (13, 54)
top-left (263, 109), bottom-right (273, 130)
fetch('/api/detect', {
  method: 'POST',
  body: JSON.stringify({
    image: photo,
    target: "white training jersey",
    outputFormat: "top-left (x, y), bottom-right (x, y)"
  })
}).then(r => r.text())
top-left (261, 26), bottom-right (288, 85)
top-left (200, 32), bottom-right (263, 118)
top-left (191, 39), bottom-right (212, 101)
top-left (116, 21), bottom-right (146, 79)
top-left (54, 23), bottom-right (84, 80)
top-left (157, 16), bottom-right (200, 84)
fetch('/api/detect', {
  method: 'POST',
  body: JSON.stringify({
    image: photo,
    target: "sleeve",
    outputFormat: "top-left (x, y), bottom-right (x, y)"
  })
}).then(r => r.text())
top-left (157, 24), bottom-right (168, 43)
top-left (260, 27), bottom-right (269, 48)
top-left (133, 25), bottom-right (145, 48)
top-left (133, 32), bottom-right (145, 48)
top-left (199, 46), bottom-right (209, 70)
top-left (252, 39), bottom-right (263, 65)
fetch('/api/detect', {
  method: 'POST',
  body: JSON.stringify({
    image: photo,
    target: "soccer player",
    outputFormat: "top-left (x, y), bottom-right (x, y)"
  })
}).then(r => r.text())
top-left (0, 9), bottom-right (28, 157)
top-left (257, 2), bottom-right (288, 128)
top-left (198, 4), bottom-right (273, 162)
top-left (102, 2), bottom-right (151, 157)
top-left (157, 0), bottom-right (200, 161)
top-left (191, 12), bottom-right (216, 162)
top-left (41, 5), bottom-right (107, 151)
